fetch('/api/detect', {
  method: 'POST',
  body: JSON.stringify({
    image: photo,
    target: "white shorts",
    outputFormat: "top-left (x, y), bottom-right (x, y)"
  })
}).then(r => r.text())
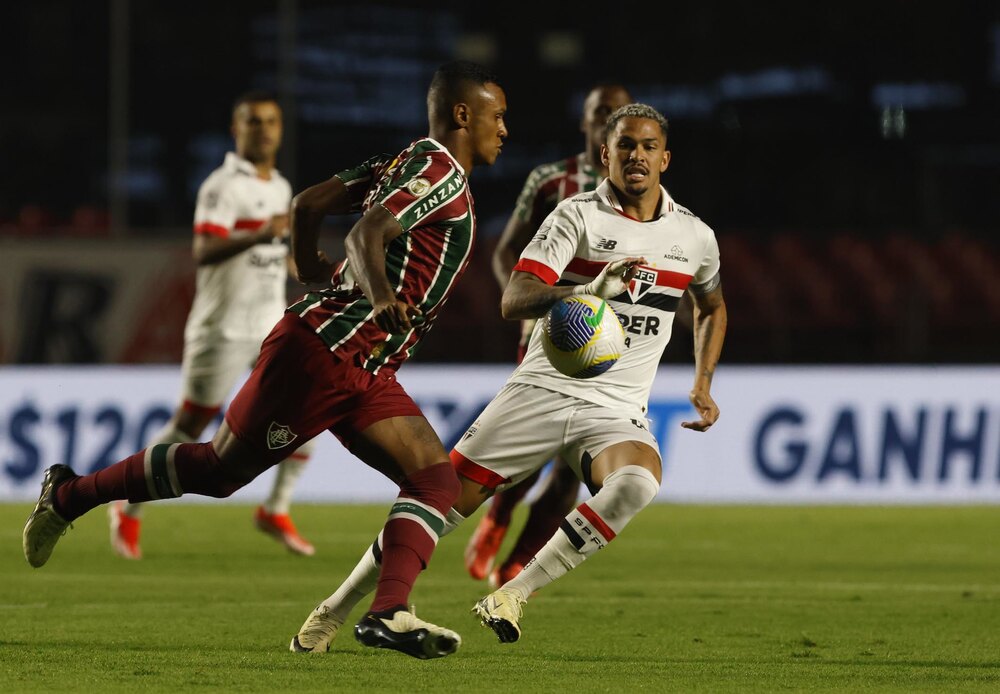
top-left (180, 336), bottom-right (262, 408)
top-left (178, 335), bottom-right (316, 459)
top-left (452, 382), bottom-right (659, 493)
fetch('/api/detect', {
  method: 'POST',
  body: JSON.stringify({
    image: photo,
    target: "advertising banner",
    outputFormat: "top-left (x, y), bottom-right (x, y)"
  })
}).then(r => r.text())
top-left (0, 239), bottom-right (194, 364)
top-left (1, 365), bottom-right (997, 504)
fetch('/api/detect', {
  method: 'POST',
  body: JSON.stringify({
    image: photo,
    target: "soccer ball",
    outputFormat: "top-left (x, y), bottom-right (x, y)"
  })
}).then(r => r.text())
top-left (541, 294), bottom-right (626, 379)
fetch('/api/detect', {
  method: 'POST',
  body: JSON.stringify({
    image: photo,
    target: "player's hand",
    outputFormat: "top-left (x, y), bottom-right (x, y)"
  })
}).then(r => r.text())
top-left (575, 256), bottom-right (646, 299)
top-left (260, 214), bottom-right (289, 243)
top-left (296, 250), bottom-right (334, 284)
top-left (372, 300), bottom-right (423, 333)
top-left (681, 388), bottom-right (719, 432)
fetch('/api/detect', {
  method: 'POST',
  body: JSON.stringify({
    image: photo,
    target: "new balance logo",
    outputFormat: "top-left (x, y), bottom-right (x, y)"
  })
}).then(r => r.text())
top-left (267, 422), bottom-right (298, 450)
top-left (595, 238), bottom-right (618, 250)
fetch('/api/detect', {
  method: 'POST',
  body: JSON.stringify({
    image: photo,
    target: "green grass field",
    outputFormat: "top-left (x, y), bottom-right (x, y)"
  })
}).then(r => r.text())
top-left (2, 502), bottom-right (999, 693)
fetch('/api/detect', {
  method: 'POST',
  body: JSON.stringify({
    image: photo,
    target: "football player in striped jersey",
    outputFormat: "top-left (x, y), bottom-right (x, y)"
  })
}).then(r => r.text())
top-left (24, 61), bottom-right (508, 660)
top-left (283, 103), bottom-right (726, 648)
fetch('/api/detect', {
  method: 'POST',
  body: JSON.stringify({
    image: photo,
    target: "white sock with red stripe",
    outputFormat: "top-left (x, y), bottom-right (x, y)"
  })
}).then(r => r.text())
top-left (503, 465), bottom-right (659, 601)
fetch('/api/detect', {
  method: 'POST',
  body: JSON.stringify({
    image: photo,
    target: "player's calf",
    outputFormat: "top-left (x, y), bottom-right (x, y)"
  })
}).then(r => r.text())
top-left (493, 465), bottom-right (660, 638)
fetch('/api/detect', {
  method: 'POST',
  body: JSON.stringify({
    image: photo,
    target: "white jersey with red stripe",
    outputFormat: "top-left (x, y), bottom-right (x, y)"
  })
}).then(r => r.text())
top-left (510, 179), bottom-right (721, 415)
top-left (186, 152), bottom-right (292, 342)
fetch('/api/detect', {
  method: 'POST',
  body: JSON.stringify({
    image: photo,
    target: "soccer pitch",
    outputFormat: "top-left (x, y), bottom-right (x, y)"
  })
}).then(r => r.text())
top-left (2, 503), bottom-right (999, 693)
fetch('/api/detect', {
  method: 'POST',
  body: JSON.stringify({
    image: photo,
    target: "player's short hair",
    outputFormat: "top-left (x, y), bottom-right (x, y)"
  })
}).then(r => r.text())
top-left (605, 103), bottom-right (669, 142)
top-left (232, 90), bottom-right (279, 116)
top-left (427, 61), bottom-right (500, 122)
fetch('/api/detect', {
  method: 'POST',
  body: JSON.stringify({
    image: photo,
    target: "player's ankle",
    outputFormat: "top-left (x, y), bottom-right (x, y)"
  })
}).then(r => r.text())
top-left (367, 604), bottom-right (407, 619)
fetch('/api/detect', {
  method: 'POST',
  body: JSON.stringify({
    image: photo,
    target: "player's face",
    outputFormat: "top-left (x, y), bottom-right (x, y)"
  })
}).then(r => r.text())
top-left (581, 86), bottom-right (631, 148)
top-left (601, 117), bottom-right (670, 198)
top-left (232, 101), bottom-right (283, 163)
top-left (467, 83), bottom-right (508, 166)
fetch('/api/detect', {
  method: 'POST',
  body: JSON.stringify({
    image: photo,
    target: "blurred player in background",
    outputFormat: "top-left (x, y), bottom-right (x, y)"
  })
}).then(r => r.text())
top-left (25, 61), bottom-right (508, 660)
top-left (108, 92), bottom-right (316, 559)
top-left (288, 103), bottom-right (726, 649)
top-left (465, 84), bottom-right (631, 587)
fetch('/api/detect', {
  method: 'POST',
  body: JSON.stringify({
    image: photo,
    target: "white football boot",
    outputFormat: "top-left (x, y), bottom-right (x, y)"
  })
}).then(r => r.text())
top-left (473, 588), bottom-right (525, 643)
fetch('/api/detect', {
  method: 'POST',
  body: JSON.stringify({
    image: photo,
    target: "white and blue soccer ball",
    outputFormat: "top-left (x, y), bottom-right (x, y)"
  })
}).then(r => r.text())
top-left (541, 294), bottom-right (626, 379)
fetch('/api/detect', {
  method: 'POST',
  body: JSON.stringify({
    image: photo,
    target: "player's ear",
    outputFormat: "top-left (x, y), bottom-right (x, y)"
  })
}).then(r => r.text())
top-left (453, 102), bottom-right (471, 128)
top-left (660, 149), bottom-right (671, 173)
top-left (600, 143), bottom-right (611, 168)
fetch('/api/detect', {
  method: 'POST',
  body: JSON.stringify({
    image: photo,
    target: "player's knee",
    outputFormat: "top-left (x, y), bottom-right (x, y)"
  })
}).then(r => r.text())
top-left (402, 460), bottom-right (461, 510)
top-left (601, 465), bottom-right (660, 516)
top-left (439, 461), bottom-right (462, 505)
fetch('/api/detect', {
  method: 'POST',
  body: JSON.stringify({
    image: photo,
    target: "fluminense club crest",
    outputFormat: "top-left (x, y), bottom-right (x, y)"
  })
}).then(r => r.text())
top-left (406, 177), bottom-right (432, 197)
top-left (267, 422), bottom-right (298, 450)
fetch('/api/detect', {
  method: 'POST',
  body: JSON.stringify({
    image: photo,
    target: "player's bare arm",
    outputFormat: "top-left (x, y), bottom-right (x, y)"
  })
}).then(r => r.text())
top-left (682, 281), bottom-right (727, 432)
top-left (345, 204), bottom-right (420, 333)
top-left (192, 214), bottom-right (287, 266)
top-left (493, 215), bottom-right (543, 348)
top-left (501, 257), bottom-right (645, 320)
top-left (492, 215), bottom-right (537, 290)
top-left (290, 176), bottom-right (354, 283)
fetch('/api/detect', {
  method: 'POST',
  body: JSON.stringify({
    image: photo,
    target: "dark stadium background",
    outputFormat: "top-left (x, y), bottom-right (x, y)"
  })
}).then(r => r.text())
top-left (3, 0), bottom-right (998, 365)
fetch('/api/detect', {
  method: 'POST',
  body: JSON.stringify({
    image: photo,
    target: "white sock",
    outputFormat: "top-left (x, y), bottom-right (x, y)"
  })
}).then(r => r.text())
top-left (504, 465), bottom-right (659, 601)
top-left (319, 532), bottom-right (383, 624)
top-left (317, 508), bottom-right (467, 622)
top-left (123, 424), bottom-right (195, 518)
top-left (264, 457), bottom-right (308, 515)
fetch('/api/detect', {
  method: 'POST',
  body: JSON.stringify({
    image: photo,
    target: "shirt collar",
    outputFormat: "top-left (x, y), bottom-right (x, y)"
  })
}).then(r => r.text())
top-left (224, 151), bottom-right (275, 178)
top-left (423, 137), bottom-right (466, 177)
top-left (596, 179), bottom-right (673, 219)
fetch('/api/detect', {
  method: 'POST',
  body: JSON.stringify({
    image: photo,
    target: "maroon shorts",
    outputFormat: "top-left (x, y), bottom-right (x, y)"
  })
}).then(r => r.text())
top-left (225, 313), bottom-right (423, 463)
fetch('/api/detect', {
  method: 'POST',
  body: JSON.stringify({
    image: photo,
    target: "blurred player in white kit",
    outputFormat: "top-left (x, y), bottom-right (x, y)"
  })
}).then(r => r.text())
top-left (109, 91), bottom-right (316, 559)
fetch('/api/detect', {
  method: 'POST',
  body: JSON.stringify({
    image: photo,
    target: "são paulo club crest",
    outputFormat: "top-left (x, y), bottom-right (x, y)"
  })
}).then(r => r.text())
top-left (627, 267), bottom-right (658, 303)
top-left (267, 422), bottom-right (298, 450)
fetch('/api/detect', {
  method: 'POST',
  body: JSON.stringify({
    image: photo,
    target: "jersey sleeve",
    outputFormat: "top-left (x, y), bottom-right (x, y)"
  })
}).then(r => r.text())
top-left (689, 223), bottom-right (722, 293)
top-left (512, 203), bottom-right (584, 285)
top-left (511, 164), bottom-right (547, 226)
top-left (193, 176), bottom-right (237, 238)
top-left (278, 177), bottom-right (293, 208)
top-left (373, 150), bottom-right (468, 233)
top-left (333, 154), bottom-right (393, 213)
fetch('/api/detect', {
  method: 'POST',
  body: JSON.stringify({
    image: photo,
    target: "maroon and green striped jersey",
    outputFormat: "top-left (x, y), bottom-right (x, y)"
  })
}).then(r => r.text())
top-left (288, 138), bottom-right (477, 373)
top-left (512, 153), bottom-right (601, 228)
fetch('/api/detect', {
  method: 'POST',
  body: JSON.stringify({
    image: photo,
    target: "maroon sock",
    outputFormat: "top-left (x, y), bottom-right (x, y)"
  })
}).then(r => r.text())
top-left (370, 462), bottom-right (460, 613)
top-left (54, 442), bottom-right (252, 522)
top-left (54, 450), bottom-right (149, 521)
top-left (486, 469), bottom-right (540, 526)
